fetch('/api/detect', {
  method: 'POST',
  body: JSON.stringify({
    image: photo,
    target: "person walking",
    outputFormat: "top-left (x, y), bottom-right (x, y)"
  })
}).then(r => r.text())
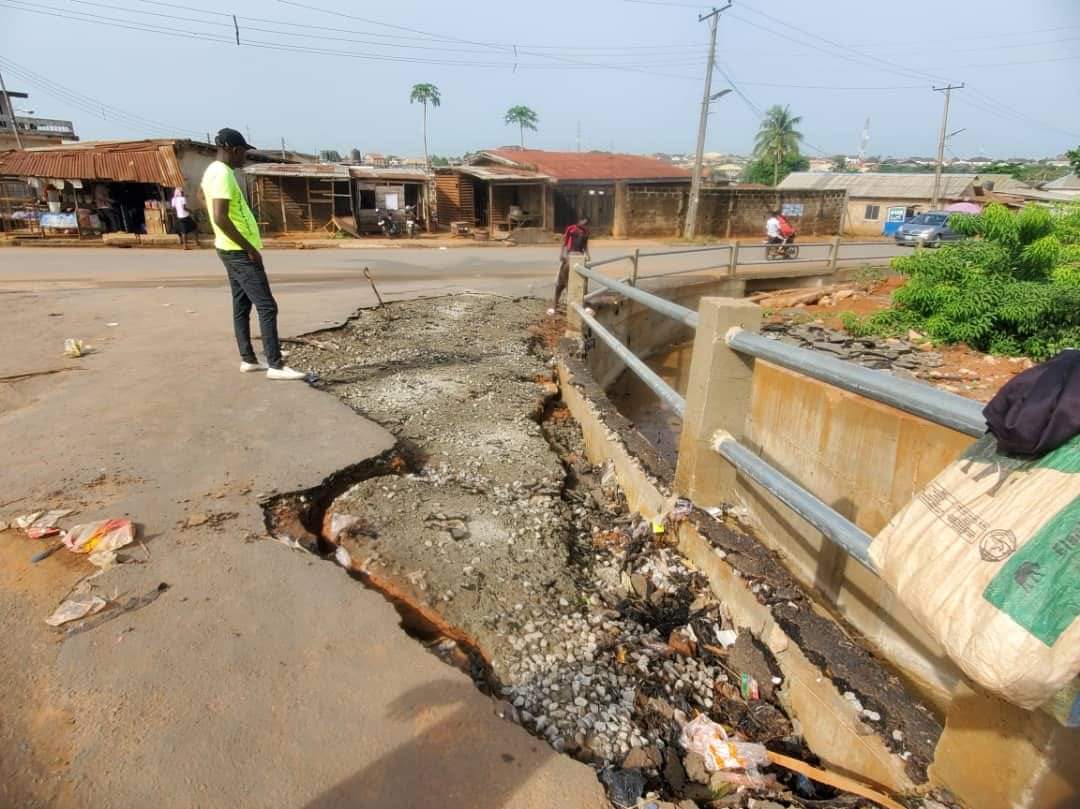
top-left (171, 187), bottom-right (197, 250)
top-left (201, 128), bottom-right (306, 380)
top-left (549, 216), bottom-right (591, 316)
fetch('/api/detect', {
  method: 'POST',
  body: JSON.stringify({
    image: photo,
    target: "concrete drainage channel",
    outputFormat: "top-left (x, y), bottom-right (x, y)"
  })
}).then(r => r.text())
top-left (260, 294), bottom-right (952, 809)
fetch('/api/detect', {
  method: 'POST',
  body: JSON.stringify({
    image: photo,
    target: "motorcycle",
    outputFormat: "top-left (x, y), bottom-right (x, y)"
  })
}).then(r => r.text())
top-left (403, 204), bottom-right (419, 238)
top-left (765, 235), bottom-right (799, 261)
top-left (376, 209), bottom-right (401, 238)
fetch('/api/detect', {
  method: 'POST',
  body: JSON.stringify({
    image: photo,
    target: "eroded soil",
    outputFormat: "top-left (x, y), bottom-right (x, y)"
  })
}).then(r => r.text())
top-left (266, 294), bottom-right (953, 809)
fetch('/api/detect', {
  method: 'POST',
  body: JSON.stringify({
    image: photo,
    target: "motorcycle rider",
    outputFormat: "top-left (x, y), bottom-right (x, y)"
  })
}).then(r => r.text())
top-left (765, 210), bottom-right (784, 245)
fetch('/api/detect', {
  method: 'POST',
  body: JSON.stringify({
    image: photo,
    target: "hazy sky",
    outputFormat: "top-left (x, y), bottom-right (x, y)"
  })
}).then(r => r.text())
top-left (2, 0), bottom-right (1078, 159)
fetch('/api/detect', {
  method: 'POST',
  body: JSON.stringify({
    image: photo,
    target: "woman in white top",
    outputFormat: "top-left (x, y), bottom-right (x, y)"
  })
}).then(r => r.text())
top-left (171, 187), bottom-right (197, 250)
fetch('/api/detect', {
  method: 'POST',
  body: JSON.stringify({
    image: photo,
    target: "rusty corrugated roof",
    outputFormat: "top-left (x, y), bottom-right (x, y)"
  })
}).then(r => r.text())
top-left (244, 162), bottom-right (350, 179)
top-left (0, 139), bottom-right (206, 186)
top-left (444, 164), bottom-right (549, 182)
top-left (478, 149), bottom-right (690, 181)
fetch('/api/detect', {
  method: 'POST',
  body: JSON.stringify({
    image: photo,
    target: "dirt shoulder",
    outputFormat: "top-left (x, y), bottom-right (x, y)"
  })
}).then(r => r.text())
top-left (762, 276), bottom-right (1031, 402)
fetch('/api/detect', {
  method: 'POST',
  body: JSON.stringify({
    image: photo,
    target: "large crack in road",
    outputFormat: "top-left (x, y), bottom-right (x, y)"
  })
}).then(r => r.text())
top-left (262, 294), bottom-right (946, 809)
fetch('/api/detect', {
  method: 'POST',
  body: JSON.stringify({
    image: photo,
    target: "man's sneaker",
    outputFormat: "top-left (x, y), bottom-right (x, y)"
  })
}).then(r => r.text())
top-left (240, 361), bottom-right (268, 373)
top-left (266, 366), bottom-right (307, 381)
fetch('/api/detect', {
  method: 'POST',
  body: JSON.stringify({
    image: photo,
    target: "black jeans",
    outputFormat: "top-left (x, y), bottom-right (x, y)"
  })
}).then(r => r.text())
top-left (217, 250), bottom-right (282, 369)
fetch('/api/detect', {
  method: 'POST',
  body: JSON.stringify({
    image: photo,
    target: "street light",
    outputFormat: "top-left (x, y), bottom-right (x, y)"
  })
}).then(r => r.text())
top-left (707, 88), bottom-right (732, 115)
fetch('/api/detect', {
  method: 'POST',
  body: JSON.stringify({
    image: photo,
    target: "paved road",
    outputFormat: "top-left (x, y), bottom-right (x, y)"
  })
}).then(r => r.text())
top-left (0, 241), bottom-right (908, 295)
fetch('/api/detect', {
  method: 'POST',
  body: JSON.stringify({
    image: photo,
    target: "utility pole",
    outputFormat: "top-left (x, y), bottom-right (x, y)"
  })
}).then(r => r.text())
top-left (0, 68), bottom-right (23, 149)
top-left (684, 3), bottom-right (731, 240)
top-left (280, 137), bottom-right (287, 160)
top-left (931, 83), bottom-right (963, 208)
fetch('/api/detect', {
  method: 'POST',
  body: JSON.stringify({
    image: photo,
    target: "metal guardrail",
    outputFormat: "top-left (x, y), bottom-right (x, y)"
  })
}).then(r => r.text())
top-left (572, 303), bottom-right (687, 417)
top-left (576, 262), bottom-right (700, 329)
top-left (571, 250), bottom-right (986, 578)
top-left (713, 431), bottom-right (875, 571)
top-left (587, 239), bottom-right (898, 284)
top-left (726, 327), bottom-right (987, 437)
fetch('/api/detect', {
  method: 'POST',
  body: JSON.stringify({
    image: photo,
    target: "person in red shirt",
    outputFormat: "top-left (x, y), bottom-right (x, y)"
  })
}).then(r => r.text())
top-left (549, 216), bottom-right (591, 315)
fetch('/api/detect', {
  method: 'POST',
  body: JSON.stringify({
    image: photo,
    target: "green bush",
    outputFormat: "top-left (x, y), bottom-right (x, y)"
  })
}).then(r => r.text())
top-left (842, 202), bottom-right (1080, 359)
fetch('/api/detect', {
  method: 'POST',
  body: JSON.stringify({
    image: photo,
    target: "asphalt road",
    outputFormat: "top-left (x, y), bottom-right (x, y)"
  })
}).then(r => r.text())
top-left (0, 241), bottom-right (909, 296)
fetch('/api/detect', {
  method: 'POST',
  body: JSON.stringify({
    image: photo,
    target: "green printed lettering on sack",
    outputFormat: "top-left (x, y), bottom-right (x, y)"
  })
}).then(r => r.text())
top-left (983, 495), bottom-right (1080, 646)
top-left (1035, 435), bottom-right (1080, 474)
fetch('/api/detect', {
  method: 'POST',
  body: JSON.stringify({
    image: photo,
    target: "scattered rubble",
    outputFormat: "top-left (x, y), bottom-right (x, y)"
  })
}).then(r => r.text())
top-left (266, 294), bottom-right (953, 809)
top-left (761, 321), bottom-right (946, 380)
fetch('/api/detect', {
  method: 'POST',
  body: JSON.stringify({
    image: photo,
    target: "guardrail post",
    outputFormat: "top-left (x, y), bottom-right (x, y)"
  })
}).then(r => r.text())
top-left (675, 297), bottom-right (762, 504)
top-left (630, 248), bottom-right (640, 287)
top-left (728, 240), bottom-right (739, 276)
top-left (566, 253), bottom-right (588, 336)
top-left (828, 234), bottom-right (841, 271)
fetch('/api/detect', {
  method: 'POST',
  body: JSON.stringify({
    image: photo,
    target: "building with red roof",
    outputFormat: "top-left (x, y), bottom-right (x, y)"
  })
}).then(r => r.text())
top-left (435, 148), bottom-right (691, 237)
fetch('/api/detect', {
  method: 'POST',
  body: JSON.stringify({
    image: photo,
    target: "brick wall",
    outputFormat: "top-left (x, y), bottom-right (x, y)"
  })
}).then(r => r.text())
top-left (626, 185), bottom-right (846, 238)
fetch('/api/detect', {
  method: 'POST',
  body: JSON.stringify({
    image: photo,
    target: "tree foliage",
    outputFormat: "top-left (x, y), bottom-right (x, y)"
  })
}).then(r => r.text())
top-left (504, 105), bottom-right (539, 147)
top-left (753, 105), bottom-right (803, 186)
top-left (1068, 146), bottom-right (1080, 176)
top-left (843, 203), bottom-right (1080, 359)
top-left (409, 83), bottom-right (441, 167)
top-left (742, 154), bottom-right (808, 186)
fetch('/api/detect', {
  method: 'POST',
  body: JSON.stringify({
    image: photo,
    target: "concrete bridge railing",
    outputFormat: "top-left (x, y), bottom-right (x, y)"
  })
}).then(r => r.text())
top-left (565, 253), bottom-right (1080, 809)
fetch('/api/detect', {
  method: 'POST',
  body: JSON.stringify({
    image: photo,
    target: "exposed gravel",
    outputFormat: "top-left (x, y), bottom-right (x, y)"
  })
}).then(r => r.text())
top-left (279, 294), bottom-right (957, 809)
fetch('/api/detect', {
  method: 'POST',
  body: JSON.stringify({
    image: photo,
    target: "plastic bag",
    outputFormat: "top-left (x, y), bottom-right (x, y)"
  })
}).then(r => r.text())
top-left (63, 338), bottom-right (84, 358)
top-left (679, 714), bottom-right (769, 772)
top-left (63, 518), bottom-right (135, 566)
top-left (45, 595), bottom-right (106, 626)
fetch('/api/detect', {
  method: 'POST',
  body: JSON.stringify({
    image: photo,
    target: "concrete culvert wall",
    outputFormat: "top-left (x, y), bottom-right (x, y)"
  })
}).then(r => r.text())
top-left (574, 283), bottom-right (1080, 809)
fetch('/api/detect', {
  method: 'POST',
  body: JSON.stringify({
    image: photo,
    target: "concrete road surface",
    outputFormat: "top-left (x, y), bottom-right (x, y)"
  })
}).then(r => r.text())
top-left (0, 247), bottom-right (610, 809)
top-left (0, 241), bottom-right (902, 808)
top-left (0, 240), bottom-right (907, 294)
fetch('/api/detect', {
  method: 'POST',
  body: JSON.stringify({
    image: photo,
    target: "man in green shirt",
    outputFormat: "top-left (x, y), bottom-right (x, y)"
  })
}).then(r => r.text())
top-left (201, 128), bottom-right (305, 380)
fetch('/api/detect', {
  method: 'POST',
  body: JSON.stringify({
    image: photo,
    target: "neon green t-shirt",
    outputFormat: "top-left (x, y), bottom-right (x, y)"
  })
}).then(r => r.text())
top-left (200, 160), bottom-right (263, 251)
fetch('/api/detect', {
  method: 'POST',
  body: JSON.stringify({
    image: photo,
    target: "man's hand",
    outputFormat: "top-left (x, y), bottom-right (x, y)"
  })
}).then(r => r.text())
top-left (246, 247), bottom-right (264, 270)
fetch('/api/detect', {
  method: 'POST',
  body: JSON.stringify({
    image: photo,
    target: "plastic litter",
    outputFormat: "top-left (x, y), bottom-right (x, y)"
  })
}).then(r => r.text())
top-left (14, 509), bottom-right (72, 535)
top-left (740, 673), bottom-right (760, 701)
top-left (671, 498), bottom-right (693, 520)
top-left (63, 338), bottom-right (85, 358)
top-left (679, 714), bottom-right (769, 772)
top-left (599, 767), bottom-right (646, 808)
top-left (334, 545), bottom-right (353, 569)
top-left (63, 518), bottom-right (135, 567)
top-left (45, 595), bottom-right (107, 626)
top-left (715, 629), bottom-right (738, 647)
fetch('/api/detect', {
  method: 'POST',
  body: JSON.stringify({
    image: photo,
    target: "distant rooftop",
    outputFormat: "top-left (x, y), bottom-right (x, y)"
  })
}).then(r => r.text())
top-left (476, 148), bottom-right (691, 182)
top-left (777, 171), bottom-right (1030, 199)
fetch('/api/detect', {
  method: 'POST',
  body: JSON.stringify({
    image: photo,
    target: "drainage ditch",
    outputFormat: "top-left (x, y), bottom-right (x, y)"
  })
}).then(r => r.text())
top-left (262, 294), bottom-right (948, 809)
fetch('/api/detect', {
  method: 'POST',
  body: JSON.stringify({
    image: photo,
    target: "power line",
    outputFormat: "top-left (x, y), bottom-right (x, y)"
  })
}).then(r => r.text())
top-left (730, 4), bottom-right (949, 84)
top-left (0, 55), bottom-right (205, 137)
top-left (738, 81), bottom-right (925, 90)
top-left (1, 1), bottom-right (705, 74)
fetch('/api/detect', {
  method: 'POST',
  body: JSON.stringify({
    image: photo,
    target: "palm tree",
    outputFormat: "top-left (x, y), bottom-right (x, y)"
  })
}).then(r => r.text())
top-left (754, 105), bottom-right (804, 186)
top-left (504, 105), bottom-right (539, 148)
top-left (409, 83), bottom-right (441, 169)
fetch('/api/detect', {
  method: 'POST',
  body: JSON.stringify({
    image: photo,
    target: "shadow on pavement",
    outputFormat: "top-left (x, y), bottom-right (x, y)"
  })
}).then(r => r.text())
top-left (301, 679), bottom-right (567, 809)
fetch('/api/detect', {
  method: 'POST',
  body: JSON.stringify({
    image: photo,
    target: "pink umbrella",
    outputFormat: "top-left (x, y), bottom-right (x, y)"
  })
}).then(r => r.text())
top-left (944, 202), bottom-right (982, 214)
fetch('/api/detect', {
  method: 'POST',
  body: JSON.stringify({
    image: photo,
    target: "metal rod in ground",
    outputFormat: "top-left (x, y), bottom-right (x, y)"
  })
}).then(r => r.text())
top-left (712, 431), bottom-right (876, 572)
top-left (726, 327), bottom-right (986, 437)
top-left (572, 303), bottom-right (686, 417)
top-left (575, 264), bottom-right (699, 329)
top-left (362, 264), bottom-right (393, 315)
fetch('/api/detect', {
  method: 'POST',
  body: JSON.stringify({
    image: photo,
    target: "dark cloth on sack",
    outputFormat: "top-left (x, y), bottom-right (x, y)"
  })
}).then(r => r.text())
top-left (983, 349), bottom-right (1080, 456)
